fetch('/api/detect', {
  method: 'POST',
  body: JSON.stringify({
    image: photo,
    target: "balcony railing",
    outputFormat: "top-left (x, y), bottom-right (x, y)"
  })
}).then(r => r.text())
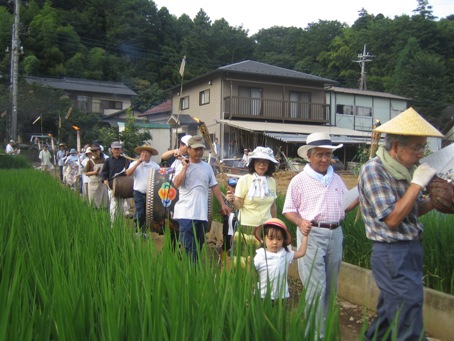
top-left (224, 96), bottom-right (328, 123)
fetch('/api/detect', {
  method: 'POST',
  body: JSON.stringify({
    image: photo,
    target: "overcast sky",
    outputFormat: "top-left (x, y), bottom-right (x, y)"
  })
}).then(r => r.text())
top-left (156, 0), bottom-right (453, 36)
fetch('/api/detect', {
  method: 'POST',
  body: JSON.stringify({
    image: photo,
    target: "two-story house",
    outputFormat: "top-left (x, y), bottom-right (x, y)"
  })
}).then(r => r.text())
top-left (169, 60), bottom-right (379, 163)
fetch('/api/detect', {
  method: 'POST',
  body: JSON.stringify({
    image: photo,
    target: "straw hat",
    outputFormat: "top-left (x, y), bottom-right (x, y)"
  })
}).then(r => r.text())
top-left (297, 132), bottom-right (343, 160)
top-left (134, 144), bottom-right (158, 155)
top-left (84, 147), bottom-right (92, 155)
top-left (254, 218), bottom-right (293, 246)
top-left (374, 107), bottom-right (443, 137)
top-left (247, 146), bottom-right (278, 165)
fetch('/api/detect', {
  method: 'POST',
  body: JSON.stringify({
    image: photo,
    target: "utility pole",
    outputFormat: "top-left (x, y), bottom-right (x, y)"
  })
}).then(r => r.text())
top-left (355, 44), bottom-right (373, 91)
top-left (9, 0), bottom-right (20, 142)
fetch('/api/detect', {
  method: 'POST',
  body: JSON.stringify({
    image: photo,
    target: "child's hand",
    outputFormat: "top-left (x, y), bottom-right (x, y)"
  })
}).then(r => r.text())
top-left (299, 219), bottom-right (312, 236)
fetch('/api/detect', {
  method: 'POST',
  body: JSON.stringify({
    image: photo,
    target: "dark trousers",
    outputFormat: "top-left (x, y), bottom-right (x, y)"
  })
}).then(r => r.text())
top-left (366, 240), bottom-right (427, 341)
top-left (133, 190), bottom-right (147, 233)
top-left (178, 219), bottom-right (207, 261)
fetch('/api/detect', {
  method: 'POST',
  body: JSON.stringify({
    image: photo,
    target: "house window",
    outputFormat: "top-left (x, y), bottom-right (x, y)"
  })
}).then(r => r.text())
top-left (101, 100), bottom-right (123, 110)
top-left (289, 91), bottom-right (311, 119)
top-left (77, 95), bottom-right (90, 112)
top-left (355, 106), bottom-right (372, 117)
top-left (336, 105), bottom-right (354, 115)
top-left (180, 96), bottom-right (189, 110)
top-left (238, 86), bottom-right (262, 116)
top-left (199, 90), bottom-right (210, 105)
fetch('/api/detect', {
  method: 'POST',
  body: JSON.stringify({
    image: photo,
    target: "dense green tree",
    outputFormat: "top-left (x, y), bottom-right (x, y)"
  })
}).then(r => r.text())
top-left (253, 26), bottom-right (303, 69)
top-left (130, 80), bottom-right (165, 112)
top-left (294, 20), bottom-right (345, 76)
top-left (97, 110), bottom-right (151, 155)
top-left (1, 0), bottom-right (453, 138)
top-left (392, 37), bottom-right (448, 127)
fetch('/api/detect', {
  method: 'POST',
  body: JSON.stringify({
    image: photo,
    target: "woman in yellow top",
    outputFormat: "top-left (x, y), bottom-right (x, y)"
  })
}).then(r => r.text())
top-left (227, 146), bottom-right (279, 257)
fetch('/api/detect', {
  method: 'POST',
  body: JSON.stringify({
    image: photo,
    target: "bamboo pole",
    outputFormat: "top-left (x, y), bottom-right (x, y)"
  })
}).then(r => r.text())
top-left (194, 118), bottom-right (225, 174)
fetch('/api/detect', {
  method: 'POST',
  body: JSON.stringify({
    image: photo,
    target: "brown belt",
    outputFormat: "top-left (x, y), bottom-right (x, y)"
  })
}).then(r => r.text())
top-left (311, 221), bottom-right (341, 230)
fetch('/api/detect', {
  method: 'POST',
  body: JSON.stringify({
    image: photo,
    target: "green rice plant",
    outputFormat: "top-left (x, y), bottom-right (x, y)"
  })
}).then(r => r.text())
top-left (420, 211), bottom-right (454, 295)
top-left (342, 208), bottom-right (373, 269)
top-left (342, 207), bottom-right (454, 295)
top-left (1, 169), bottom-right (349, 339)
top-left (0, 154), bottom-right (31, 169)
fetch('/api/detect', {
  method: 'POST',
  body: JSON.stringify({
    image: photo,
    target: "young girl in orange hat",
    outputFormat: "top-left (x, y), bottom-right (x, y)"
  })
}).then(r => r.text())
top-left (253, 218), bottom-right (309, 300)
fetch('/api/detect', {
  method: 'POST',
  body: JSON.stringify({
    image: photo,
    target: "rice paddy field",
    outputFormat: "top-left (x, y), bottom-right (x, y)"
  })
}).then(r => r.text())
top-left (1, 155), bottom-right (452, 339)
top-left (0, 166), bottom-right (338, 340)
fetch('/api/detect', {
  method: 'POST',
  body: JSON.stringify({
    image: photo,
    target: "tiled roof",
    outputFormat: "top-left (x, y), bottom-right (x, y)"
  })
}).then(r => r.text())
top-left (140, 100), bottom-right (172, 116)
top-left (219, 60), bottom-right (336, 84)
top-left (25, 76), bottom-right (137, 96)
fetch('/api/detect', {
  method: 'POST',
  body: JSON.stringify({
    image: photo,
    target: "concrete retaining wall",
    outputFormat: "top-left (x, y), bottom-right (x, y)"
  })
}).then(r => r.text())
top-left (338, 262), bottom-right (454, 341)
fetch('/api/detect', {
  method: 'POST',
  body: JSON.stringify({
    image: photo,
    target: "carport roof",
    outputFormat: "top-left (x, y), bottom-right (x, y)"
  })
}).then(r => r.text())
top-left (219, 120), bottom-right (372, 139)
top-left (262, 132), bottom-right (372, 144)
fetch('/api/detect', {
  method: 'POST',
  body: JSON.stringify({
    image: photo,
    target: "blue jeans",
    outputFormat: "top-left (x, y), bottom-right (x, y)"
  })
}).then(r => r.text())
top-left (178, 219), bottom-right (207, 261)
top-left (366, 240), bottom-right (426, 341)
top-left (133, 190), bottom-right (147, 232)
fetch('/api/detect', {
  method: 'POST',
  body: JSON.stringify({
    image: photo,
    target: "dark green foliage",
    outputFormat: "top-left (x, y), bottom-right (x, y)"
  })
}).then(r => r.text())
top-left (0, 154), bottom-right (31, 169)
top-left (0, 0), bottom-right (453, 134)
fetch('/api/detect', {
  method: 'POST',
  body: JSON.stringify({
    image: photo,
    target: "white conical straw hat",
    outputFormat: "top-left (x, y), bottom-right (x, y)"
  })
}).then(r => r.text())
top-left (375, 107), bottom-right (443, 137)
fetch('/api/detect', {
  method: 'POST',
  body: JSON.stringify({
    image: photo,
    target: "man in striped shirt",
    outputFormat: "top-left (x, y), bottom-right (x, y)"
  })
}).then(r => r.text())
top-left (283, 132), bottom-right (358, 339)
top-left (359, 108), bottom-right (441, 340)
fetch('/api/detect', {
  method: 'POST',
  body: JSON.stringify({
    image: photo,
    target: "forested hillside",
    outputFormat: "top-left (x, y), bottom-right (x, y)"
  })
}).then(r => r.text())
top-left (0, 0), bottom-right (453, 143)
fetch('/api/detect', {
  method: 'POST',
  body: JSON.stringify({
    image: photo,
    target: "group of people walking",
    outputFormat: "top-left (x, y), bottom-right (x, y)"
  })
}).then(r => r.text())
top-left (224, 107), bottom-right (441, 340)
top-left (12, 106), bottom-right (441, 340)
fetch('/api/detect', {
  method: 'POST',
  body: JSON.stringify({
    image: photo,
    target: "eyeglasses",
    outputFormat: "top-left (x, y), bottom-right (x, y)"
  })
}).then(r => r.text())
top-left (313, 152), bottom-right (333, 160)
top-left (405, 144), bottom-right (429, 154)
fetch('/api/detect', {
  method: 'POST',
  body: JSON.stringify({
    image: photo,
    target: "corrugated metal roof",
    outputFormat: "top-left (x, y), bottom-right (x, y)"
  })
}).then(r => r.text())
top-left (26, 76), bottom-right (137, 96)
top-left (326, 86), bottom-right (407, 100)
top-left (219, 60), bottom-right (336, 84)
top-left (263, 132), bottom-right (372, 144)
top-left (219, 119), bottom-right (371, 138)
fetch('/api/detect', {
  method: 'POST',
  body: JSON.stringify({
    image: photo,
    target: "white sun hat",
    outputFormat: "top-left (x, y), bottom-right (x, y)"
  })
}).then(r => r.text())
top-left (297, 132), bottom-right (343, 160)
top-left (247, 146), bottom-right (278, 166)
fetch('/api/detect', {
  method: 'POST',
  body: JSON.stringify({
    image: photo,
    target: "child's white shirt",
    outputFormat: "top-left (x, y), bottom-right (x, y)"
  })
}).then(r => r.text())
top-left (254, 247), bottom-right (294, 299)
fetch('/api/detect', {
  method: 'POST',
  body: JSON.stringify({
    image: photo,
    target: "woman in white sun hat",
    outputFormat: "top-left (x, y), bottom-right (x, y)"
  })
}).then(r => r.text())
top-left (226, 146), bottom-right (279, 257)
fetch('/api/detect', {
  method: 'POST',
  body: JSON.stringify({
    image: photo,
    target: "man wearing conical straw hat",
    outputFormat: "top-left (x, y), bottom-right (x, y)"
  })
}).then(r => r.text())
top-left (358, 107), bottom-right (443, 340)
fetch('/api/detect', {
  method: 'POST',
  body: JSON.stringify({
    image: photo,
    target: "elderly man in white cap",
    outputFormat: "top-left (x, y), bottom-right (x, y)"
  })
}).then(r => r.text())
top-left (102, 141), bottom-right (130, 224)
top-left (5, 140), bottom-right (17, 155)
top-left (126, 143), bottom-right (160, 237)
top-left (359, 108), bottom-right (440, 341)
top-left (283, 132), bottom-right (358, 339)
top-left (173, 136), bottom-right (230, 261)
